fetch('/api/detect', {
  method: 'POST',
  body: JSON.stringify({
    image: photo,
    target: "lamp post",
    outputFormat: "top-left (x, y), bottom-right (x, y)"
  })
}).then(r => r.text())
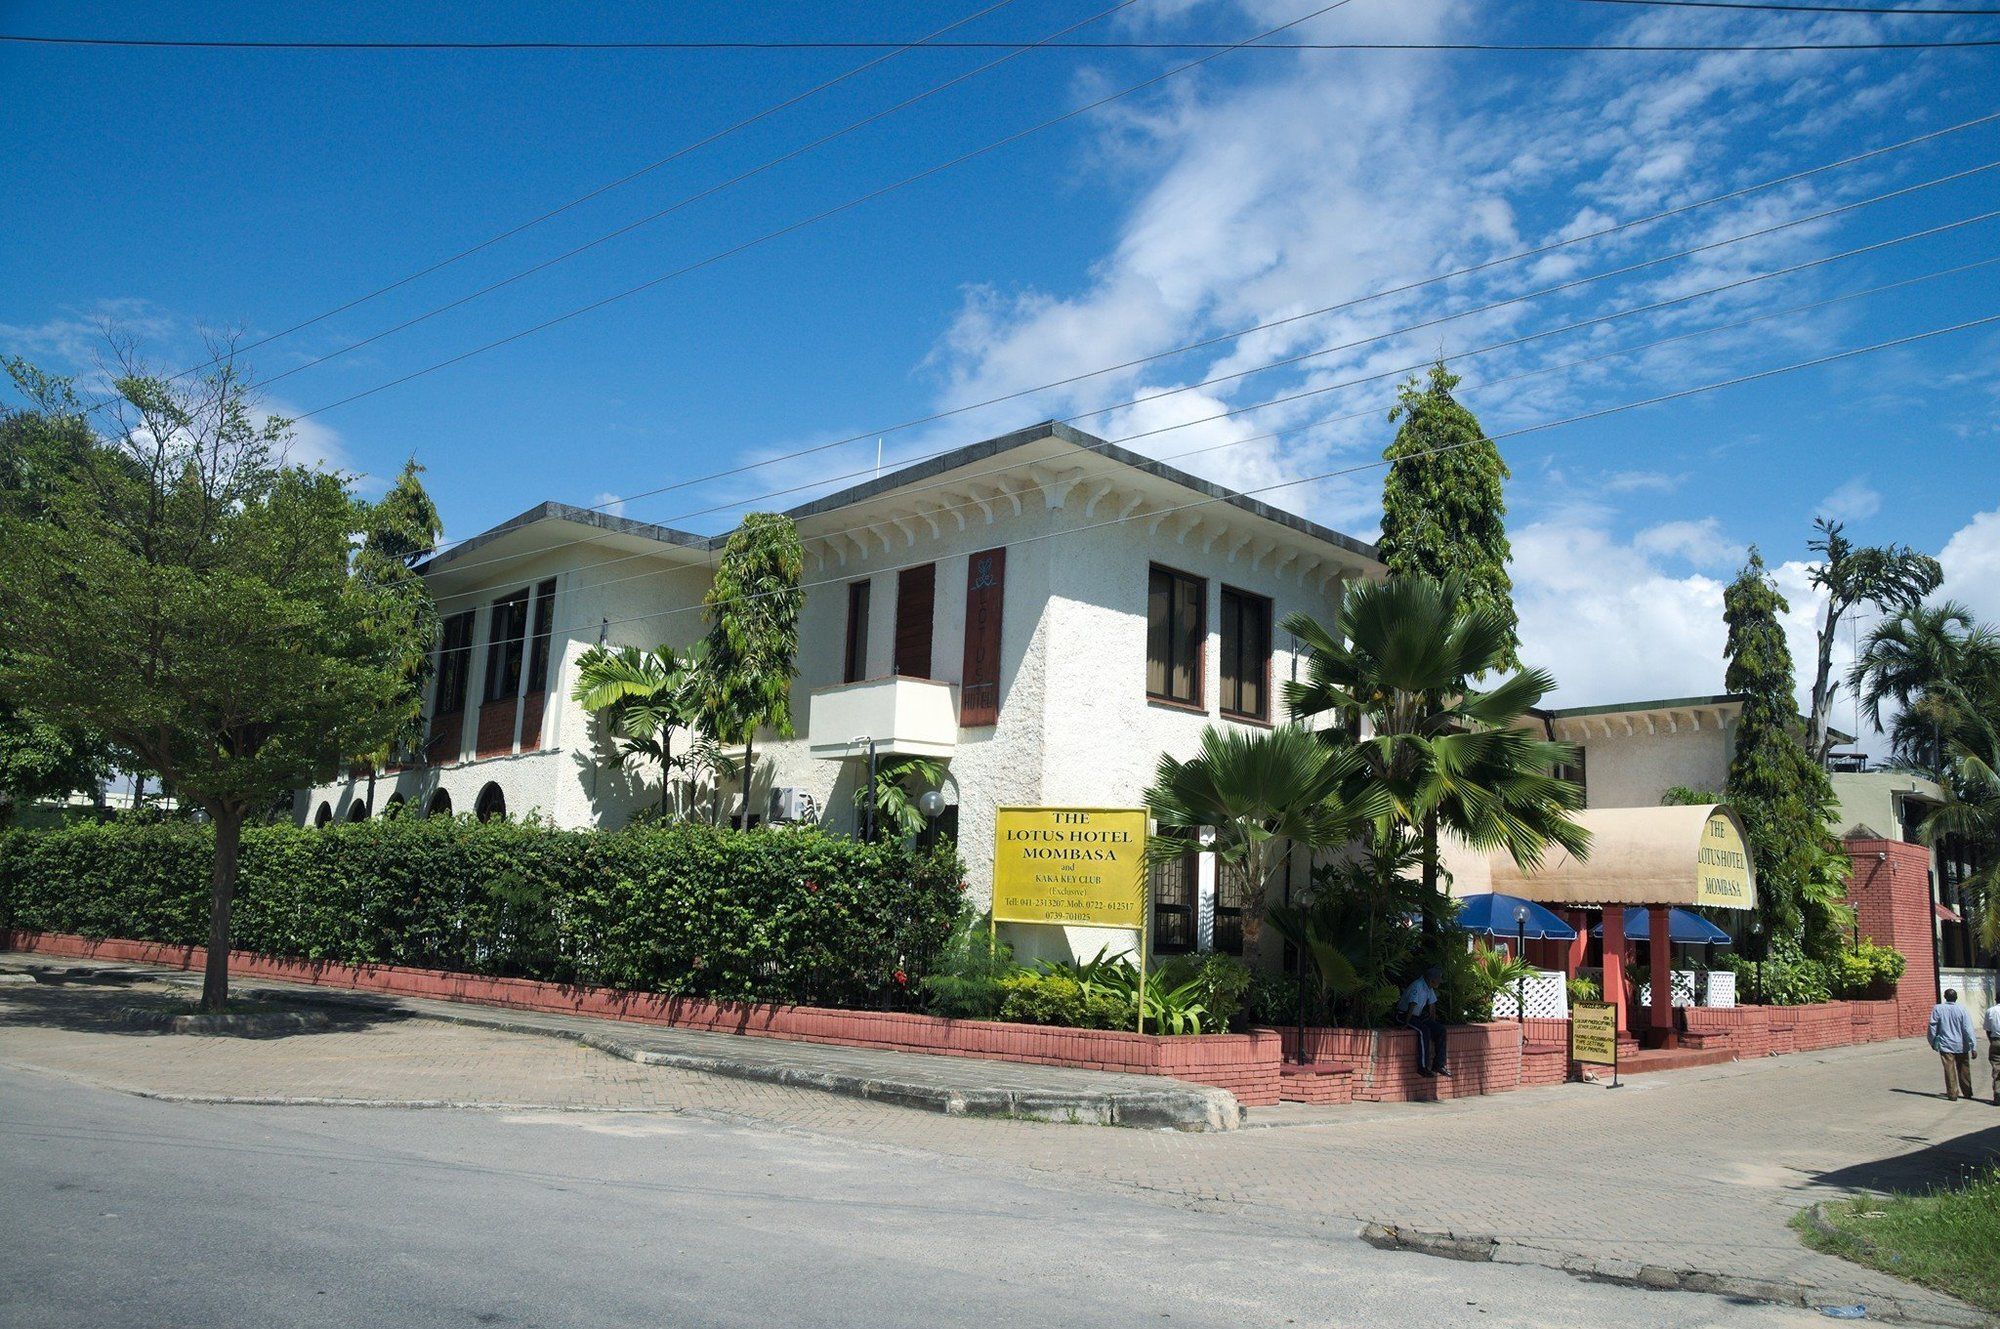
top-left (1513, 903), bottom-right (1529, 1020)
top-left (1749, 917), bottom-right (1765, 1004)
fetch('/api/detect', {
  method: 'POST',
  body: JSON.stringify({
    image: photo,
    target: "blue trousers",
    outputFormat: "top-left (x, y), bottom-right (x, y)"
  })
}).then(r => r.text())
top-left (1408, 1015), bottom-right (1448, 1073)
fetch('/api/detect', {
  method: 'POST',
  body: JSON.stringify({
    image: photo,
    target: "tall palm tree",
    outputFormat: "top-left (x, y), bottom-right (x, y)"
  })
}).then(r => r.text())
top-left (572, 642), bottom-right (703, 817)
top-left (1922, 730), bottom-right (2000, 949)
top-left (1283, 577), bottom-right (1589, 918)
top-left (1851, 600), bottom-right (2000, 774)
top-left (1144, 724), bottom-right (1387, 939)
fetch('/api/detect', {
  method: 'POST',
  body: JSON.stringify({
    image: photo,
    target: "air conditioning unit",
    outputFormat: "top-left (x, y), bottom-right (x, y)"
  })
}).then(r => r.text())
top-left (768, 787), bottom-right (816, 824)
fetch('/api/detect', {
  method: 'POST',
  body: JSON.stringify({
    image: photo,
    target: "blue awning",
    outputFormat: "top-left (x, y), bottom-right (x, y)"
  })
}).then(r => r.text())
top-left (1591, 906), bottom-right (1732, 946)
top-left (1453, 893), bottom-right (1578, 942)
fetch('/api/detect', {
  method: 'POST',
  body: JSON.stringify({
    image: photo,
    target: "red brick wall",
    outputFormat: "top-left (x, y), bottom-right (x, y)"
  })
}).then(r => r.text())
top-left (425, 711), bottom-right (462, 766)
top-left (1276, 1022), bottom-right (1524, 1102)
top-left (475, 699), bottom-right (517, 759)
top-left (519, 692), bottom-right (547, 752)
top-left (1844, 837), bottom-right (1936, 1038)
top-left (1, 931), bottom-right (1282, 1106)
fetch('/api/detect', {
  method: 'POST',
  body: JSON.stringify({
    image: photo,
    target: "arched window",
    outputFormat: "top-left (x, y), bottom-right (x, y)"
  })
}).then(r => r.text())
top-left (314, 802), bottom-right (334, 828)
top-left (383, 793), bottom-right (407, 819)
top-left (347, 800), bottom-right (370, 823)
top-left (474, 782), bottom-right (507, 823)
top-left (426, 789), bottom-right (454, 818)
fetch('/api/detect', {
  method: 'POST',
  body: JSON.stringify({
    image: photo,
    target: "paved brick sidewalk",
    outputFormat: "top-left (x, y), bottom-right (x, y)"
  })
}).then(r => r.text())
top-left (4, 959), bottom-right (1994, 1324)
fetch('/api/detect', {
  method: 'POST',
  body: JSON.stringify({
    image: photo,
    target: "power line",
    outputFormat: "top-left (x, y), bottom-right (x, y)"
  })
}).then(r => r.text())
top-left (69, 0), bottom-right (1032, 413)
top-left (397, 106), bottom-right (2000, 558)
top-left (1568, 0), bottom-right (2000, 13)
top-left (284, 0), bottom-right (1362, 424)
top-left (252, 0), bottom-right (1150, 394)
top-left (11, 34), bottom-right (2000, 51)
top-left (457, 308), bottom-right (2000, 649)
top-left (412, 159), bottom-right (2000, 586)
top-left (427, 217), bottom-right (2000, 605)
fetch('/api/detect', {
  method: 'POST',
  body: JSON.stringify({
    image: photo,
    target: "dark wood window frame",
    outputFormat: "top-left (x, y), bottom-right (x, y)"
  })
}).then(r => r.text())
top-left (1218, 585), bottom-right (1273, 723)
top-left (433, 611), bottom-right (475, 718)
top-left (482, 588), bottom-right (531, 705)
top-left (959, 547), bottom-right (1006, 727)
top-left (894, 563), bottom-right (937, 680)
top-left (1146, 563), bottom-right (1206, 708)
top-left (1150, 852), bottom-right (1198, 955)
top-left (524, 578), bottom-right (558, 694)
top-left (843, 579), bottom-right (872, 684)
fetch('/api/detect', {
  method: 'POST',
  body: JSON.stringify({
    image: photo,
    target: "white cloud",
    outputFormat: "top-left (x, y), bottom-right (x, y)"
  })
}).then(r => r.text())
top-left (592, 491), bottom-right (629, 518)
top-left (1816, 476), bottom-right (1882, 523)
top-left (1632, 517), bottom-right (1739, 569)
top-left (1940, 504), bottom-right (2000, 625)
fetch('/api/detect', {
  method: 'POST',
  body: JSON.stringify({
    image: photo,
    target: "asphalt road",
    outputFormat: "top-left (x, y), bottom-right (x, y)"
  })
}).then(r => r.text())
top-left (0, 1068), bottom-right (1823, 1329)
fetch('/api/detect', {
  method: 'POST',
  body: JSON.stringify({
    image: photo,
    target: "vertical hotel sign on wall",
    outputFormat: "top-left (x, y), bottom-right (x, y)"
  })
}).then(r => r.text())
top-left (992, 807), bottom-right (1150, 1029)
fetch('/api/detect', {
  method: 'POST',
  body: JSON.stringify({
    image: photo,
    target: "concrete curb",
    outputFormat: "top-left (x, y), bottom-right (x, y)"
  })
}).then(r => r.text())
top-left (222, 981), bottom-right (1242, 1132)
top-left (1359, 1220), bottom-right (1990, 1329)
top-left (118, 1008), bottom-right (334, 1038)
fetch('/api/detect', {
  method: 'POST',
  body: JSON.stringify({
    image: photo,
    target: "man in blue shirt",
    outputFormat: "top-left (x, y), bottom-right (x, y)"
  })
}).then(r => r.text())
top-left (1397, 965), bottom-right (1450, 1078)
top-left (1928, 988), bottom-right (1980, 1101)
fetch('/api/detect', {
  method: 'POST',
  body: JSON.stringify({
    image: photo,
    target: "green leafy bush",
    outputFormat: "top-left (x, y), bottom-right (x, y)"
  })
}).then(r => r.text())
top-left (1566, 974), bottom-right (1601, 1004)
top-left (0, 818), bottom-right (962, 1008)
top-left (1245, 969), bottom-right (1313, 1026)
top-left (1155, 952), bottom-right (1255, 1031)
top-left (1721, 937), bottom-right (1834, 1006)
top-left (995, 971), bottom-right (1132, 1029)
top-left (918, 909), bottom-right (1014, 1019)
top-left (1831, 940), bottom-right (1906, 1000)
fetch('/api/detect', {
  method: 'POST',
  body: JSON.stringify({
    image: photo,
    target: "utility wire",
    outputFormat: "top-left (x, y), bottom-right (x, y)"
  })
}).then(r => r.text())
top-left (10, 34), bottom-right (2000, 50)
top-left (428, 220), bottom-right (2000, 606)
top-left (453, 308), bottom-right (2000, 648)
top-left (413, 161), bottom-right (2000, 586)
top-left (1567, 0), bottom-right (2000, 13)
top-left (251, 0), bottom-right (1148, 394)
top-left (68, 0), bottom-right (1032, 412)
top-left (399, 106), bottom-right (2000, 558)
top-left (284, 0), bottom-right (1362, 423)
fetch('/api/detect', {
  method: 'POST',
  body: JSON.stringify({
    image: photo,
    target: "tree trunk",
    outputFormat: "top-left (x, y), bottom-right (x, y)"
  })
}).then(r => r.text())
top-left (660, 732), bottom-right (673, 819)
top-left (201, 808), bottom-right (244, 1013)
top-left (1807, 598), bottom-right (1842, 762)
top-left (1421, 810), bottom-right (1440, 941)
top-left (739, 735), bottom-right (755, 829)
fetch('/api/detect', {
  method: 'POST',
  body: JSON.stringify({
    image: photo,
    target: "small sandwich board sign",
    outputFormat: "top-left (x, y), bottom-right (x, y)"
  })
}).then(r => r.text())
top-left (1570, 1001), bottom-right (1621, 1087)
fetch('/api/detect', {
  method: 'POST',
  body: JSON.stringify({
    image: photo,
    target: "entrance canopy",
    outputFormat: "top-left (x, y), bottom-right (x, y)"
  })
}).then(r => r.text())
top-left (1486, 804), bottom-right (1757, 911)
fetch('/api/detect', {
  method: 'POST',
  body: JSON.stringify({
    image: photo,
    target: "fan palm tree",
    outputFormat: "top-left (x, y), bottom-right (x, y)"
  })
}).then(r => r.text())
top-left (1283, 576), bottom-right (1590, 919)
top-left (1851, 600), bottom-right (2000, 774)
top-left (1144, 723), bottom-right (1388, 940)
top-left (572, 642), bottom-right (704, 817)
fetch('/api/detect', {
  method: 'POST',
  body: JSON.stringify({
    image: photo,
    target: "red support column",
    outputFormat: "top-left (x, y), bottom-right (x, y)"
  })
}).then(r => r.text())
top-left (1602, 906), bottom-right (1627, 1037)
top-left (1566, 909), bottom-right (1589, 979)
top-left (1648, 903), bottom-right (1677, 1049)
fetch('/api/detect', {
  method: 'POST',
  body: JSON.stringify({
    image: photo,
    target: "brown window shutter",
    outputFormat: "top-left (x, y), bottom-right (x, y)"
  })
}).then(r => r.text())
top-left (959, 548), bottom-right (1006, 727)
top-left (894, 563), bottom-right (936, 679)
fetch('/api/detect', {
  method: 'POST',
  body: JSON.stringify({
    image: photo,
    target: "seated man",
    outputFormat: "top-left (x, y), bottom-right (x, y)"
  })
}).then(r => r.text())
top-left (1396, 964), bottom-right (1450, 1078)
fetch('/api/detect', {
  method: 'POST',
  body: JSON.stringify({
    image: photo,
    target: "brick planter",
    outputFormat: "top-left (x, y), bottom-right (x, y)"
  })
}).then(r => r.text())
top-left (1, 931), bottom-right (1283, 1106)
top-left (1276, 1022), bottom-right (1524, 1102)
top-left (1681, 999), bottom-right (1902, 1060)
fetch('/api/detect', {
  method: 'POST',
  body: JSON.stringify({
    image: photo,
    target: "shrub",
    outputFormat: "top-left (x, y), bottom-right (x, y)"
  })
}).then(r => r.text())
top-left (0, 818), bottom-right (963, 1009)
top-left (1831, 940), bottom-right (1906, 1000)
top-left (1721, 937), bottom-right (1833, 1006)
top-left (1566, 974), bottom-right (1601, 1004)
top-left (995, 971), bottom-right (1131, 1029)
top-left (1155, 952), bottom-right (1255, 1031)
top-left (918, 909), bottom-right (1014, 1019)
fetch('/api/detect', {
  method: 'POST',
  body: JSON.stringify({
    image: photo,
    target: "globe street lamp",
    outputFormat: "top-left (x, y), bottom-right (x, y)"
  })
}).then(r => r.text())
top-left (1513, 903), bottom-right (1529, 1020)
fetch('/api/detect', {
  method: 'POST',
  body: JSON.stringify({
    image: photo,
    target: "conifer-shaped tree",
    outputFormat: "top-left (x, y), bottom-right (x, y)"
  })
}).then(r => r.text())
top-left (1378, 360), bottom-right (1519, 671)
top-left (1722, 549), bottom-right (1849, 960)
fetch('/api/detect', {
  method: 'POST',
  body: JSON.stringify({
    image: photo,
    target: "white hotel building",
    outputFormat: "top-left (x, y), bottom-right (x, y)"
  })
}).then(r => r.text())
top-left (301, 421), bottom-right (1381, 960)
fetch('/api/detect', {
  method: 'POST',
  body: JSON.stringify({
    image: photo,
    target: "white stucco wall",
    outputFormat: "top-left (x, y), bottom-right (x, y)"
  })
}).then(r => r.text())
top-left (1575, 720), bottom-right (1736, 809)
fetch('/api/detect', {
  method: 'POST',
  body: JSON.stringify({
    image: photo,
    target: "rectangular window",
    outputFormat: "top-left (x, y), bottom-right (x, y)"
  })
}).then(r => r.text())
top-left (894, 563), bottom-right (936, 679)
top-left (483, 588), bottom-right (530, 704)
top-left (959, 547), bottom-right (1006, 726)
top-left (433, 611), bottom-right (475, 716)
top-left (1214, 862), bottom-right (1250, 957)
top-left (1150, 853), bottom-right (1196, 955)
top-left (1219, 587), bottom-right (1271, 721)
top-left (1146, 565), bottom-right (1204, 706)
top-left (525, 578), bottom-right (558, 693)
top-left (843, 579), bottom-right (872, 684)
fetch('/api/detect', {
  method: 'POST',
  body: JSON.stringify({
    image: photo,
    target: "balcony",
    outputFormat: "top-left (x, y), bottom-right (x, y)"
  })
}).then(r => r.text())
top-left (807, 676), bottom-right (959, 760)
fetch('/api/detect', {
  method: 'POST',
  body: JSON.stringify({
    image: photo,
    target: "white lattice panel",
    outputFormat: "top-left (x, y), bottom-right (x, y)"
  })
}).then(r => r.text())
top-left (1492, 969), bottom-right (1567, 1020)
top-left (1637, 971), bottom-right (1733, 1007)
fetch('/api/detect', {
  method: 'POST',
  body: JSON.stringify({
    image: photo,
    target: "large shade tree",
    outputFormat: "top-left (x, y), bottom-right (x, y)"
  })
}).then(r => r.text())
top-left (1921, 728), bottom-right (2000, 950)
top-left (699, 513), bottom-right (804, 827)
top-left (1377, 362), bottom-right (1520, 672)
top-left (1803, 518), bottom-right (1942, 762)
top-left (0, 348), bottom-right (437, 1010)
top-left (1722, 550), bottom-right (1850, 960)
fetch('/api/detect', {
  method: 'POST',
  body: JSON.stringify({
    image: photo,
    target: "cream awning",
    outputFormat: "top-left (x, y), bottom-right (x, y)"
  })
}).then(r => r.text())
top-left (1486, 804), bottom-right (1757, 910)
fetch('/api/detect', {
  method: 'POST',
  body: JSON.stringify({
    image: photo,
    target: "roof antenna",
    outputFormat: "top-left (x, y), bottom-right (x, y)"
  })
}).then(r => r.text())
top-left (875, 437), bottom-right (883, 480)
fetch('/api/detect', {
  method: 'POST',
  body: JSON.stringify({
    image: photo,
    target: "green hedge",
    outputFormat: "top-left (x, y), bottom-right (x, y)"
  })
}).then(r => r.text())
top-left (0, 818), bottom-right (965, 1008)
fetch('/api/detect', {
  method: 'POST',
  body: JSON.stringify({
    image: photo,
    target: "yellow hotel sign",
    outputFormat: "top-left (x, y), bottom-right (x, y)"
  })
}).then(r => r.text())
top-left (992, 807), bottom-right (1148, 928)
top-left (1571, 1002), bottom-right (1619, 1067)
top-left (1695, 810), bottom-right (1754, 910)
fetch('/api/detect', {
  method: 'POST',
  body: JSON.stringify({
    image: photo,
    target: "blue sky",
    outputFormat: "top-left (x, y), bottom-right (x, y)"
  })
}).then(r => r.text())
top-left (5, 0), bottom-right (1999, 733)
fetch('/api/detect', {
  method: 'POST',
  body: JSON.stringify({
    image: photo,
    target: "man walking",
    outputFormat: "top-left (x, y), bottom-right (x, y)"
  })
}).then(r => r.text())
top-left (1928, 988), bottom-right (1979, 1101)
top-left (1397, 964), bottom-right (1450, 1079)
top-left (1986, 994), bottom-right (2000, 1106)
